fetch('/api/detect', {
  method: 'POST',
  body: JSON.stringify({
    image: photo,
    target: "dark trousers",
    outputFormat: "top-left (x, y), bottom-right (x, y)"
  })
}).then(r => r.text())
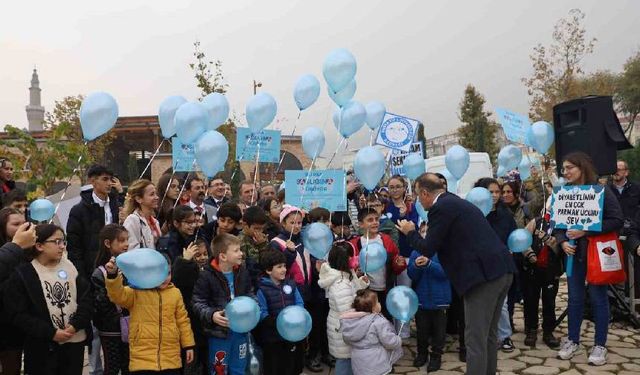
top-left (415, 308), bottom-right (447, 356)
top-left (100, 335), bottom-right (130, 375)
top-left (464, 273), bottom-right (512, 375)
top-left (520, 271), bottom-right (559, 333)
top-left (24, 342), bottom-right (84, 375)
top-left (507, 269), bottom-right (521, 327)
top-left (447, 289), bottom-right (465, 350)
top-left (0, 349), bottom-right (22, 375)
top-left (306, 299), bottom-right (329, 359)
top-left (262, 341), bottom-right (304, 375)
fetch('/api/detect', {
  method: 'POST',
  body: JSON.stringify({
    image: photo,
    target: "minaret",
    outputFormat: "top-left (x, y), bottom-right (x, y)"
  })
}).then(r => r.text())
top-left (26, 68), bottom-right (45, 131)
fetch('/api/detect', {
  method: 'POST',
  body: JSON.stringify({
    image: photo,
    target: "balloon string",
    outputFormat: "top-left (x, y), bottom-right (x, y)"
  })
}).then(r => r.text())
top-left (138, 139), bottom-right (165, 180)
top-left (326, 137), bottom-right (346, 169)
top-left (174, 164), bottom-right (194, 209)
top-left (369, 129), bottom-right (375, 147)
top-left (251, 142), bottom-right (261, 205)
top-left (273, 113), bottom-right (302, 180)
top-left (231, 134), bottom-right (254, 182)
top-left (51, 140), bottom-right (87, 223)
top-left (398, 321), bottom-right (406, 337)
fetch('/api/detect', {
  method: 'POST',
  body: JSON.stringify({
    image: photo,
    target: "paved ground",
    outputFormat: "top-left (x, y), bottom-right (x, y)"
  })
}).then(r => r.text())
top-left (82, 276), bottom-right (640, 374)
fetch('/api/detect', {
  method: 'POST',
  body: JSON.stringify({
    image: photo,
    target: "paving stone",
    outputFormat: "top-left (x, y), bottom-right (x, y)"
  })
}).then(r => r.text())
top-left (608, 346), bottom-right (640, 358)
top-left (622, 362), bottom-right (640, 371)
top-left (521, 365), bottom-right (560, 375)
top-left (610, 328), bottom-right (634, 337)
top-left (420, 371), bottom-right (462, 375)
top-left (523, 349), bottom-right (558, 358)
top-left (497, 359), bottom-right (527, 372)
top-left (606, 352), bottom-right (629, 364)
top-left (557, 370), bottom-right (582, 375)
top-left (440, 361), bottom-right (464, 371)
top-left (498, 348), bottom-right (522, 360)
top-left (392, 366), bottom-right (417, 373)
top-left (520, 356), bottom-right (544, 364)
top-left (543, 358), bottom-right (571, 370)
top-left (576, 363), bottom-right (619, 372)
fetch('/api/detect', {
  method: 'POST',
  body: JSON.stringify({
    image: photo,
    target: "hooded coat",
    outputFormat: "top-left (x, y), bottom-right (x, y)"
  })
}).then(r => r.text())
top-left (340, 311), bottom-right (403, 375)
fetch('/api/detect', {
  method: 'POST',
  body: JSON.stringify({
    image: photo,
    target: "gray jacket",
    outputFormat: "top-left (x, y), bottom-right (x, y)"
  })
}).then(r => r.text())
top-left (340, 311), bottom-right (403, 375)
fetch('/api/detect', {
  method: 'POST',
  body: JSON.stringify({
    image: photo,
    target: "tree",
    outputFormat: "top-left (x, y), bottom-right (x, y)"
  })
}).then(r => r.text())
top-left (617, 51), bottom-right (640, 134)
top-left (0, 96), bottom-right (115, 197)
top-left (188, 41), bottom-right (241, 195)
top-left (457, 84), bottom-right (499, 162)
top-left (522, 9), bottom-right (597, 121)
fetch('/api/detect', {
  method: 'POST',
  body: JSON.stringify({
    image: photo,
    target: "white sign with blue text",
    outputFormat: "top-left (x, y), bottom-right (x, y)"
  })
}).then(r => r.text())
top-left (550, 185), bottom-right (605, 231)
top-left (375, 113), bottom-right (420, 152)
top-left (387, 142), bottom-right (423, 176)
top-left (495, 108), bottom-right (531, 145)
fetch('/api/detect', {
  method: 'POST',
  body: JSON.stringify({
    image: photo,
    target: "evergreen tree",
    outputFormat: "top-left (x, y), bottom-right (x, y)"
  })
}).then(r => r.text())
top-left (457, 84), bottom-right (499, 162)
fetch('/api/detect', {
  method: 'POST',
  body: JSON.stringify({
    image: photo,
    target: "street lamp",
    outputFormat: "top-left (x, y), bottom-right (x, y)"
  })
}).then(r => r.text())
top-left (253, 80), bottom-right (262, 95)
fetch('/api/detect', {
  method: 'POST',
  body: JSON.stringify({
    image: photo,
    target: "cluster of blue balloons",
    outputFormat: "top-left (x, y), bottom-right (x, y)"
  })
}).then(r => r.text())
top-left (277, 305), bottom-right (312, 342)
top-left (116, 248), bottom-right (169, 289)
top-left (358, 242), bottom-right (387, 273)
top-left (386, 286), bottom-right (419, 323)
top-left (29, 199), bottom-right (55, 222)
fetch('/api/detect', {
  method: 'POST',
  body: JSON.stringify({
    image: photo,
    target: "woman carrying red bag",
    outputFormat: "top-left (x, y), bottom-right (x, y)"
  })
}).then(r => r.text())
top-left (553, 152), bottom-right (623, 366)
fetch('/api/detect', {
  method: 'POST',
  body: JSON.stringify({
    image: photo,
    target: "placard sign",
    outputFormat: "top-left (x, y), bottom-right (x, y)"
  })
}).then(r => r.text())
top-left (495, 108), bottom-right (531, 145)
top-left (172, 137), bottom-right (200, 172)
top-left (387, 142), bottom-right (423, 176)
top-left (285, 170), bottom-right (347, 211)
top-left (236, 128), bottom-right (281, 163)
top-left (550, 185), bottom-right (605, 231)
top-left (375, 113), bottom-right (420, 152)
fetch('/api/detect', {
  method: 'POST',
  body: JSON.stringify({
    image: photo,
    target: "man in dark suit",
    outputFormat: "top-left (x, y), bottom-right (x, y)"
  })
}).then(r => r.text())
top-left (610, 160), bottom-right (640, 221)
top-left (397, 173), bottom-right (515, 375)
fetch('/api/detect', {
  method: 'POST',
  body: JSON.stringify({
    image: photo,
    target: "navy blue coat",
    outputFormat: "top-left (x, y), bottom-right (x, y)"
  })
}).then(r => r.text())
top-left (407, 193), bottom-right (516, 296)
top-left (407, 251), bottom-right (451, 310)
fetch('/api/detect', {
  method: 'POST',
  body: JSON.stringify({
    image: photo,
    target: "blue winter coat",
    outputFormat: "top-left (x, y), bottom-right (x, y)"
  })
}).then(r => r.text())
top-left (407, 251), bottom-right (451, 310)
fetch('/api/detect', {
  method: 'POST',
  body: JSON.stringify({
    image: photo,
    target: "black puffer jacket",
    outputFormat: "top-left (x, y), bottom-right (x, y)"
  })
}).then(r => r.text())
top-left (91, 267), bottom-right (129, 334)
top-left (67, 189), bottom-right (120, 279)
top-left (191, 259), bottom-right (253, 339)
top-left (0, 241), bottom-right (27, 350)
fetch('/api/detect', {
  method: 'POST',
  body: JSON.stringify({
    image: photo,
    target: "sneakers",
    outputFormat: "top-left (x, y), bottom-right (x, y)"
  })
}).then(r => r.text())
top-left (501, 338), bottom-right (515, 353)
top-left (557, 339), bottom-right (581, 360)
top-left (588, 345), bottom-right (608, 366)
top-left (524, 330), bottom-right (537, 347)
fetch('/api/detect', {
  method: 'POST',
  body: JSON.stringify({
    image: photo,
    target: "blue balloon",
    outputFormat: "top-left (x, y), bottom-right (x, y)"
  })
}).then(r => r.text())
top-left (337, 101), bottom-right (366, 138)
top-left (445, 145), bottom-right (470, 179)
top-left (195, 130), bottom-right (229, 177)
top-left (497, 165), bottom-right (507, 177)
top-left (322, 48), bottom-right (357, 93)
top-left (554, 177), bottom-right (567, 187)
top-left (332, 107), bottom-right (341, 129)
top-left (201, 93), bottom-right (229, 130)
top-left (116, 248), bottom-right (169, 289)
top-left (276, 305), bottom-right (312, 342)
top-left (386, 286), bottom-right (419, 323)
top-left (302, 127), bottom-right (325, 159)
top-left (403, 153), bottom-right (425, 180)
top-left (302, 223), bottom-right (333, 259)
top-left (519, 156), bottom-right (532, 180)
top-left (528, 121), bottom-right (554, 154)
top-left (79, 92), bottom-right (119, 141)
top-left (365, 101), bottom-right (386, 130)
top-left (498, 145), bottom-right (522, 171)
top-left (158, 95), bottom-right (187, 139)
top-left (441, 169), bottom-right (459, 194)
top-left (225, 296), bottom-right (261, 333)
top-left (358, 242), bottom-right (387, 273)
top-left (174, 102), bottom-right (209, 144)
top-left (29, 199), bottom-right (55, 222)
top-left (415, 200), bottom-right (428, 222)
top-left (246, 92), bottom-right (277, 133)
top-left (466, 187), bottom-right (492, 217)
top-left (354, 146), bottom-right (385, 190)
top-left (508, 229), bottom-right (533, 253)
top-left (328, 79), bottom-right (356, 107)
top-left (293, 74), bottom-right (321, 111)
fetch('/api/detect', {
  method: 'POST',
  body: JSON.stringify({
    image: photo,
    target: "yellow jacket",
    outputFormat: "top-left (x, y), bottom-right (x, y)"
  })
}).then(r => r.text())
top-left (106, 273), bottom-right (195, 372)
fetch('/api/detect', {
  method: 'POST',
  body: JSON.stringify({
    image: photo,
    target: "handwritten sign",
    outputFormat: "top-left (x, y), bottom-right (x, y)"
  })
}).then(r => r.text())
top-left (550, 185), bottom-right (605, 231)
top-left (285, 170), bottom-right (347, 211)
top-left (375, 113), bottom-right (420, 152)
top-left (172, 138), bottom-right (200, 172)
top-left (236, 128), bottom-right (281, 163)
top-left (495, 108), bottom-right (531, 145)
top-left (387, 142), bottom-right (423, 176)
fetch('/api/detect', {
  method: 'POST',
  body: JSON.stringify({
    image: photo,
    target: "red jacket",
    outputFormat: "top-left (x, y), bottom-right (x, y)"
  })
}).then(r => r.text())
top-left (349, 233), bottom-right (406, 290)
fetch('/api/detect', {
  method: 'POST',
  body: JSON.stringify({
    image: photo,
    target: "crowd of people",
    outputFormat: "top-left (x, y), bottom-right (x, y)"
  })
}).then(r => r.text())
top-left (0, 150), bottom-right (634, 375)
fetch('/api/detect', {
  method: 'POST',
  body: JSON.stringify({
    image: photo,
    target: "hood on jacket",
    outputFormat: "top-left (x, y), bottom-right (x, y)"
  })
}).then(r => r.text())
top-left (340, 311), bottom-right (376, 342)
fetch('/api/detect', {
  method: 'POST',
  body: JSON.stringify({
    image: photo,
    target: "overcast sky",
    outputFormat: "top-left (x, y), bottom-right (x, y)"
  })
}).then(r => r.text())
top-left (1, 0), bottom-right (638, 156)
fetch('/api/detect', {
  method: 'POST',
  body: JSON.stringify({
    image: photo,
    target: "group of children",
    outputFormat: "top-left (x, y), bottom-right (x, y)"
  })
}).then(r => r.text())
top-left (3, 189), bottom-right (453, 375)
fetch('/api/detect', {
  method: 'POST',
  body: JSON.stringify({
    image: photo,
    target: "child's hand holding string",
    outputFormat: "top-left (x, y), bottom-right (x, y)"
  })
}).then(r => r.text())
top-left (105, 256), bottom-right (118, 276)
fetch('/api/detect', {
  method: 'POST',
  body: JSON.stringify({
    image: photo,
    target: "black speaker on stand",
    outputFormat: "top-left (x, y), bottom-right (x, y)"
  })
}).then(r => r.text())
top-left (553, 95), bottom-right (633, 176)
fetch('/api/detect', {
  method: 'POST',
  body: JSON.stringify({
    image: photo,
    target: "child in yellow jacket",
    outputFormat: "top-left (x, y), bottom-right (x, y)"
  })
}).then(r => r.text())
top-left (105, 256), bottom-right (195, 374)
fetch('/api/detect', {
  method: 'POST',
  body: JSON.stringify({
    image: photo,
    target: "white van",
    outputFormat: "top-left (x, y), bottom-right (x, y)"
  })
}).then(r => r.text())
top-left (425, 152), bottom-right (494, 197)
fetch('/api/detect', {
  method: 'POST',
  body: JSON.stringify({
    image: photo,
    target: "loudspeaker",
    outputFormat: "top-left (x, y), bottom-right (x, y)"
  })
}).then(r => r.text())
top-left (553, 96), bottom-right (632, 176)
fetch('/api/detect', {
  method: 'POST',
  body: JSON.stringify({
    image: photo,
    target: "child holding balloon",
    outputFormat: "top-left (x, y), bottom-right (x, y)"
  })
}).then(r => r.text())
top-left (104, 254), bottom-right (195, 374)
top-left (340, 289), bottom-right (403, 375)
top-left (255, 249), bottom-right (305, 375)
top-left (92, 224), bottom-right (131, 375)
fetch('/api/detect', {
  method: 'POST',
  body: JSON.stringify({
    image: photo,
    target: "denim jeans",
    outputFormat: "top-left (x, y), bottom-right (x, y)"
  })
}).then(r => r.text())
top-left (497, 297), bottom-right (512, 341)
top-left (568, 257), bottom-right (610, 346)
top-left (89, 324), bottom-right (104, 375)
top-left (335, 358), bottom-right (353, 375)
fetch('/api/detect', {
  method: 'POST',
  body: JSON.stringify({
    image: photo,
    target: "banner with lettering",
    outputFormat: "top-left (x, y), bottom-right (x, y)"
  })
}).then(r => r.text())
top-left (387, 142), bottom-right (423, 176)
top-left (236, 128), bottom-right (281, 163)
top-left (550, 185), bottom-right (605, 231)
top-left (172, 138), bottom-right (200, 172)
top-left (285, 170), bottom-right (347, 211)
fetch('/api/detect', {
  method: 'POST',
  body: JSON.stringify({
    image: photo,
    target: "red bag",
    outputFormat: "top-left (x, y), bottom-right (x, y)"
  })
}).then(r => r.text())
top-left (586, 232), bottom-right (626, 285)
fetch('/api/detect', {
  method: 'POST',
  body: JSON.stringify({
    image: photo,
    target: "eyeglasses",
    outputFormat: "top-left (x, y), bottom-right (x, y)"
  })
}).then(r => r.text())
top-left (561, 165), bottom-right (577, 174)
top-left (43, 239), bottom-right (67, 246)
